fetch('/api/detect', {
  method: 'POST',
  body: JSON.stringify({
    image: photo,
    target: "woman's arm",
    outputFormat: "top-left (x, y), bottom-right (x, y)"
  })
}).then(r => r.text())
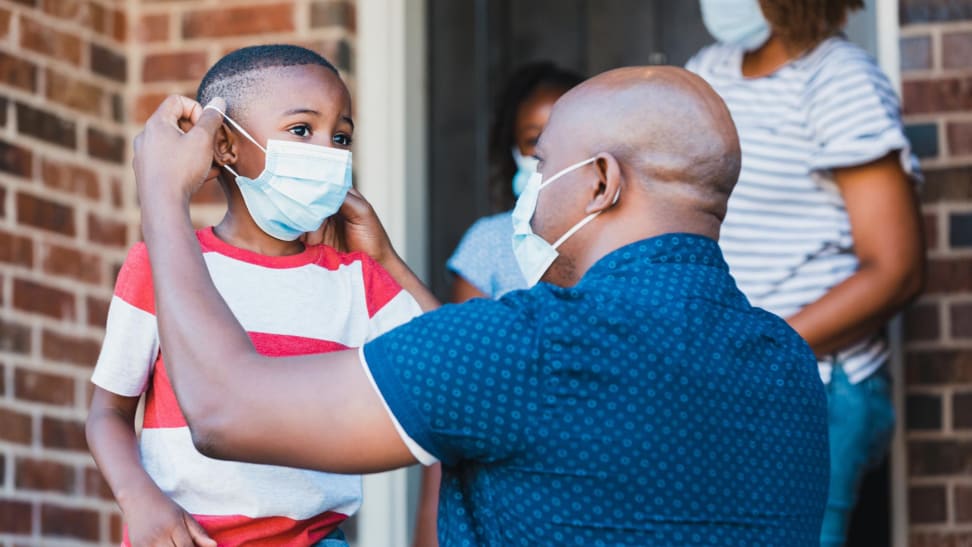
top-left (786, 153), bottom-right (925, 356)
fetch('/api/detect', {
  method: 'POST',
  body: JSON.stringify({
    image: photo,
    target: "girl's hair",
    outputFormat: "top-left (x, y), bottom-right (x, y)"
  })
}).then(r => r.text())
top-left (488, 62), bottom-right (584, 212)
top-left (758, 0), bottom-right (864, 52)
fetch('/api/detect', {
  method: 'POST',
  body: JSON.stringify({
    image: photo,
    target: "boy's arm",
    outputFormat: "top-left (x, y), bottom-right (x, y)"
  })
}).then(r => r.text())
top-left (86, 388), bottom-right (215, 547)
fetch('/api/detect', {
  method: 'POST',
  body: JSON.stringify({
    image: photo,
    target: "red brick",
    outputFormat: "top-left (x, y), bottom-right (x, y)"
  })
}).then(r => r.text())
top-left (86, 2), bottom-right (127, 42)
top-left (40, 504), bottom-right (99, 541)
top-left (182, 4), bottom-right (294, 39)
top-left (311, 1), bottom-right (355, 31)
top-left (0, 500), bottom-right (32, 534)
top-left (137, 13), bottom-right (169, 42)
top-left (142, 51), bottom-right (208, 83)
top-left (0, 51), bottom-right (38, 92)
top-left (83, 467), bottom-right (112, 500)
top-left (0, 362), bottom-right (5, 395)
top-left (956, 484), bottom-right (972, 523)
top-left (134, 92), bottom-right (169, 124)
top-left (40, 158), bottom-right (100, 199)
top-left (12, 278), bottom-right (76, 320)
top-left (903, 76), bottom-right (972, 115)
top-left (0, 7), bottom-right (10, 39)
top-left (909, 484), bottom-right (947, 523)
top-left (955, 391), bottom-right (972, 429)
top-left (16, 102), bottom-right (76, 149)
top-left (41, 243), bottom-right (101, 284)
top-left (15, 367), bottom-right (75, 405)
top-left (42, 329), bottom-right (101, 367)
top-left (0, 229), bottom-right (33, 267)
top-left (920, 166), bottom-right (972, 203)
top-left (906, 350), bottom-right (972, 385)
top-left (45, 69), bottom-right (105, 116)
top-left (110, 513), bottom-right (123, 543)
top-left (16, 192), bottom-right (75, 236)
top-left (0, 318), bottom-right (31, 354)
top-left (90, 42), bottom-right (127, 82)
top-left (901, 35), bottom-right (932, 72)
top-left (40, 0), bottom-right (79, 18)
top-left (16, 457), bottom-right (74, 494)
top-left (905, 301), bottom-right (940, 342)
top-left (20, 16), bottom-right (82, 66)
top-left (948, 121), bottom-right (972, 157)
top-left (88, 212), bottom-right (128, 247)
top-left (42, 416), bottom-right (87, 451)
top-left (952, 302), bottom-right (972, 339)
top-left (910, 532), bottom-right (972, 547)
top-left (87, 296), bottom-right (109, 327)
top-left (924, 212), bottom-right (939, 250)
top-left (0, 407), bottom-right (32, 444)
top-left (110, 177), bottom-right (124, 208)
top-left (87, 127), bottom-right (125, 164)
top-left (925, 256), bottom-right (972, 294)
top-left (944, 31), bottom-right (972, 70)
top-left (906, 393), bottom-right (942, 430)
top-left (908, 439), bottom-right (972, 476)
top-left (0, 138), bottom-right (33, 178)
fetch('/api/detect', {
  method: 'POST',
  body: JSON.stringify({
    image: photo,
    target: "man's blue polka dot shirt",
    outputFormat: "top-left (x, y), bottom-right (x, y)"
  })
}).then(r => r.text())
top-left (364, 233), bottom-right (829, 546)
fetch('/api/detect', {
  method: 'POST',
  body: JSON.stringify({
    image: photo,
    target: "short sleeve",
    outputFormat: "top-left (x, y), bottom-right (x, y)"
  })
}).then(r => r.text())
top-left (446, 218), bottom-right (497, 295)
top-left (361, 295), bottom-right (542, 466)
top-left (806, 42), bottom-right (919, 180)
top-left (357, 253), bottom-right (423, 341)
top-left (90, 243), bottom-right (160, 397)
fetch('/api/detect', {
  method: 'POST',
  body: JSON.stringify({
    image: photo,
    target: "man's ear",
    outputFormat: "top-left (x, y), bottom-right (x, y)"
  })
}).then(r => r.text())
top-left (585, 152), bottom-right (622, 214)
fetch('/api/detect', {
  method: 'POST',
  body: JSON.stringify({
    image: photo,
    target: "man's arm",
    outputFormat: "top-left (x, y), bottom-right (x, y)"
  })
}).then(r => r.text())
top-left (133, 96), bottom-right (418, 473)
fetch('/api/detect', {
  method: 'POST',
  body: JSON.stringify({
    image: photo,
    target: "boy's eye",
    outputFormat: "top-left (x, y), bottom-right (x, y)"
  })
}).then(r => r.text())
top-left (289, 124), bottom-right (311, 138)
top-left (333, 133), bottom-right (352, 147)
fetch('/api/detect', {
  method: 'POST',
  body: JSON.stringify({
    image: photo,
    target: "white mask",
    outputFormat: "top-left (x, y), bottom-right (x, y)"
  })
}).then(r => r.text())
top-left (511, 157), bottom-right (618, 287)
top-left (206, 105), bottom-right (352, 242)
top-left (699, 0), bottom-right (771, 51)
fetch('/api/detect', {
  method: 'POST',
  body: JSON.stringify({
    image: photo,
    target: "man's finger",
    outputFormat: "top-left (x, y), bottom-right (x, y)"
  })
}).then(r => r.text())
top-left (184, 514), bottom-right (217, 547)
top-left (151, 95), bottom-right (202, 129)
top-left (188, 98), bottom-right (226, 140)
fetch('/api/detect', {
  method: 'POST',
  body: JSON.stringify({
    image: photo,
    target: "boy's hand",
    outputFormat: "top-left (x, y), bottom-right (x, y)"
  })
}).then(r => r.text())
top-left (124, 489), bottom-right (216, 547)
top-left (133, 95), bottom-right (225, 207)
top-left (304, 189), bottom-right (398, 265)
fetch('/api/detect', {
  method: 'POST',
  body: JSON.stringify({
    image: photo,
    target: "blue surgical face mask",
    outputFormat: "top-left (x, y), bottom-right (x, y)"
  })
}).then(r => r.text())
top-left (511, 146), bottom-right (539, 198)
top-left (206, 105), bottom-right (353, 242)
top-left (699, 0), bottom-right (771, 51)
top-left (511, 157), bottom-right (618, 287)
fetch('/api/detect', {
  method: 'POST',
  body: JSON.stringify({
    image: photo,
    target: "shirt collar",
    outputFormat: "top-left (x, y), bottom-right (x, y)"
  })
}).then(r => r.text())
top-left (584, 233), bottom-right (728, 280)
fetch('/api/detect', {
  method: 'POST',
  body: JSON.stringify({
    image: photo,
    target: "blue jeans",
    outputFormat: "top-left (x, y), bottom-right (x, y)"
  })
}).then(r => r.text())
top-left (311, 528), bottom-right (348, 547)
top-left (820, 364), bottom-right (895, 547)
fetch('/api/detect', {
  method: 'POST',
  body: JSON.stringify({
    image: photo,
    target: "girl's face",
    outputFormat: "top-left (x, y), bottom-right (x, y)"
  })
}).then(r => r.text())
top-left (513, 85), bottom-right (567, 159)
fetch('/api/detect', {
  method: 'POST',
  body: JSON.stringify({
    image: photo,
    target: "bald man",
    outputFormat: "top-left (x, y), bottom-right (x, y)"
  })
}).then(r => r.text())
top-left (133, 67), bottom-right (828, 545)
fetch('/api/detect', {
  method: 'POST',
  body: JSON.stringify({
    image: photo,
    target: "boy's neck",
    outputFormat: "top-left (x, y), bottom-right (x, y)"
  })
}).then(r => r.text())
top-left (214, 208), bottom-right (307, 257)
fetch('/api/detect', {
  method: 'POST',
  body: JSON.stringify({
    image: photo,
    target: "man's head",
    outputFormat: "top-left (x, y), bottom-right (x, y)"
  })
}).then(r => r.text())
top-left (196, 45), bottom-right (353, 191)
top-left (529, 66), bottom-right (741, 285)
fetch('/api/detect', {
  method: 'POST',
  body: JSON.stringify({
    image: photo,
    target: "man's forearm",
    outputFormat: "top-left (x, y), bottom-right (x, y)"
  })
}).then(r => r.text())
top-left (140, 201), bottom-right (258, 431)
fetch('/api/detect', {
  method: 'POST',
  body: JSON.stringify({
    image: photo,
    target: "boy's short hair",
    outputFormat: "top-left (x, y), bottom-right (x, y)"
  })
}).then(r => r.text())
top-left (197, 44), bottom-right (340, 120)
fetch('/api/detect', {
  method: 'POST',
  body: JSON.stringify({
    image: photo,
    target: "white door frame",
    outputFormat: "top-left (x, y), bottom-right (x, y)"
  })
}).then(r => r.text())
top-left (355, 0), bottom-right (429, 546)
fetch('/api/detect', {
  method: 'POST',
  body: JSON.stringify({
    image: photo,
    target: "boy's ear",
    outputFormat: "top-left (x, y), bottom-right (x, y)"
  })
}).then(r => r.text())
top-left (213, 124), bottom-right (238, 168)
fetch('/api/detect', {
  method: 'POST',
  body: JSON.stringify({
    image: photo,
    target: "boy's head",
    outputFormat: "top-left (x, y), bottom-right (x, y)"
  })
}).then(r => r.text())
top-left (196, 45), bottom-right (354, 190)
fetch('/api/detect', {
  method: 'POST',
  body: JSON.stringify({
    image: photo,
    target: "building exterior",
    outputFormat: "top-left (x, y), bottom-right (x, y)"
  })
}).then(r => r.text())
top-left (0, 0), bottom-right (968, 545)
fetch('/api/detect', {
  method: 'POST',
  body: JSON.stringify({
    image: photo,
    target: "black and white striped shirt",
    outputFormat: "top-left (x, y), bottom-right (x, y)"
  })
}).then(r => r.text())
top-left (687, 37), bottom-right (919, 384)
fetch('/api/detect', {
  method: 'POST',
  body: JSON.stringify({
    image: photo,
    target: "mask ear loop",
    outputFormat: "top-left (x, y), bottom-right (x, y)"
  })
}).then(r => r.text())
top-left (551, 189), bottom-right (621, 250)
top-left (203, 104), bottom-right (266, 178)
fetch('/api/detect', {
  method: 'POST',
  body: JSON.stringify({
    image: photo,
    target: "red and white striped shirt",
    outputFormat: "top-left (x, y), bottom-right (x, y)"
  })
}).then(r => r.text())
top-left (91, 227), bottom-right (422, 546)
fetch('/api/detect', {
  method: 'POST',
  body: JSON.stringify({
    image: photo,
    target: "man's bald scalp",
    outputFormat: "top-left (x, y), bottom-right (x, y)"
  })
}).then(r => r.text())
top-left (553, 67), bottom-right (741, 218)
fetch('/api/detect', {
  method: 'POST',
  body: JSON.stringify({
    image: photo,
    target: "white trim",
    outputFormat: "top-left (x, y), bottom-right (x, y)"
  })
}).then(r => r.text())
top-left (357, 347), bottom-right (439, 466)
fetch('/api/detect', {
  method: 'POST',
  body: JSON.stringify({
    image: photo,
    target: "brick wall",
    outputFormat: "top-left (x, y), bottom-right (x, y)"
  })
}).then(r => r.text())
top-left (0, 1), bottom-right (355, 545)
top-left (900, 0), bottom-right (972, 545)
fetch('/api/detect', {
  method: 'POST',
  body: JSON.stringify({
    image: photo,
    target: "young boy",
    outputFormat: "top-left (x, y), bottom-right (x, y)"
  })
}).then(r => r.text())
top-left (85, 45), bottom-right (421, 547)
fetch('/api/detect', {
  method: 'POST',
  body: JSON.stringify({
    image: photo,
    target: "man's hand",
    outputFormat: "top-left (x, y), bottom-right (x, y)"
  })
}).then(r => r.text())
top-left (132, 95), bottom-right (226, 208)
top-left (302, 188), bottom-right (398, 265)
top-left (123, 489), bottom-right (216, 547)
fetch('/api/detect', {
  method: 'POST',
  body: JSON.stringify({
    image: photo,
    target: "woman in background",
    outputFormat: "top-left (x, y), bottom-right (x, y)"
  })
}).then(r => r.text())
top-left (687, 1), bottom-right (925, 545)
top-left (411, 62), bottom-right (583, 547)
top-left (446, 62), bottom-right (584, 302)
